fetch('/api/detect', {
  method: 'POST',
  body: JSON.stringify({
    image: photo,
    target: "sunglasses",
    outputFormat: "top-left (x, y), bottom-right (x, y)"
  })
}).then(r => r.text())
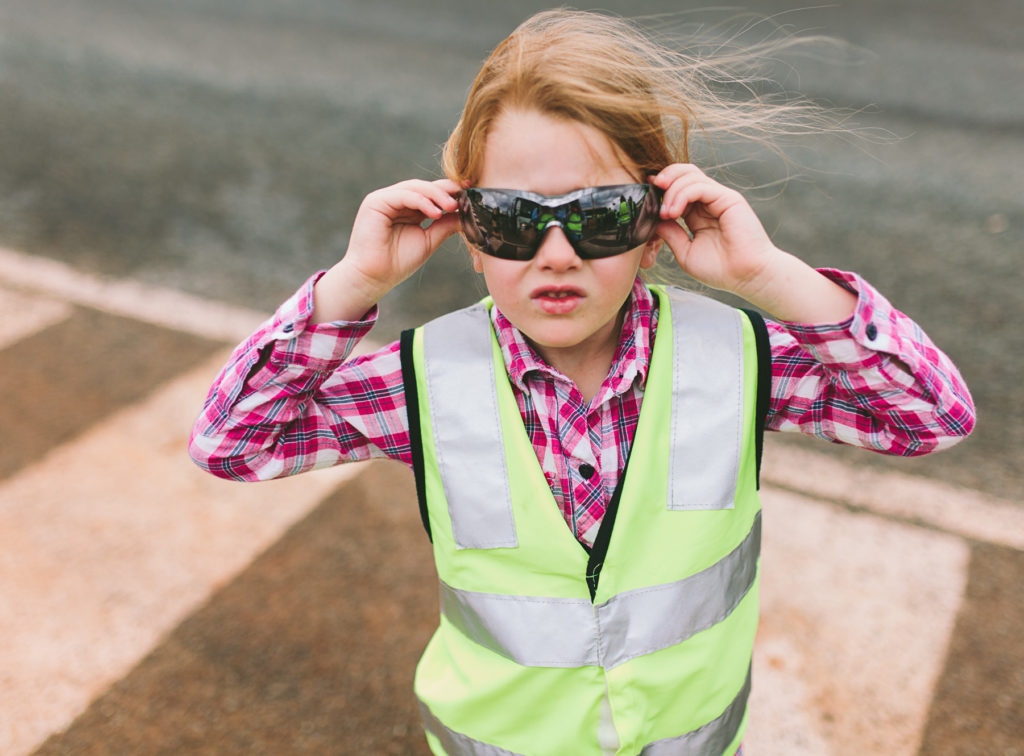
top-left (458, 183), bottom-right (663, 261)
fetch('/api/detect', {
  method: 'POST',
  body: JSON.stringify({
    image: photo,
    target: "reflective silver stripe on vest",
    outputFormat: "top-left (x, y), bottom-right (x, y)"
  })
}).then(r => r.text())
top-left (418, 669), bottom-right (750, 756)
top-left (440, 512), bottom-right (761, 669)
top-left (422, 303), bottom-right (517, 549)
top-left (640, 665), bottom-right (752, 755)
top-left (598, 510), bottom-right (760, 669)
top-left (664, 288), bottom-right (743, 511)
top-left (420, 701), bottom-right (525, 756)
top-left (440, 581), bottom-right (599, 668)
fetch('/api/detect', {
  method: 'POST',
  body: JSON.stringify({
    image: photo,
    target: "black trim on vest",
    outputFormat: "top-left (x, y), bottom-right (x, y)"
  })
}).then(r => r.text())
top-left (584, 456), bottom-right (630, 602)
top-left (586, 305), bottom-right (770, 601)
top-left (399, 328), bottom-right (432, 542)
top-left (741, 309), bottom-right (772, 489)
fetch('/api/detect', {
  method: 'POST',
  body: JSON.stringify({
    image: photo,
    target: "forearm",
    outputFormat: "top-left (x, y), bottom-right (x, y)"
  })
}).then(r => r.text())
top-left (189, 273), bottom-right (413, 480)
top-left (736, 248), bottom-right (858, 326)
top-left (311, 258), bottom-right (392, 324)
top-left (190, 356), bottom-right (384, 482)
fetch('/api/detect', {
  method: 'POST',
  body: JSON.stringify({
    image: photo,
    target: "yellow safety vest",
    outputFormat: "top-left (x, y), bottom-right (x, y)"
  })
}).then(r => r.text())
top-left (399, 286), bottom-right (769, 756)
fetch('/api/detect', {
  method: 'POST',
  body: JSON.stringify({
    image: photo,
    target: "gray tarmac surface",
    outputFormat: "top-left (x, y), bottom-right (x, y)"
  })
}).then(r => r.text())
top-left (0, 2), bottom-right (1022, 754)
top-left (0, 0), bottom-right (1022, 498)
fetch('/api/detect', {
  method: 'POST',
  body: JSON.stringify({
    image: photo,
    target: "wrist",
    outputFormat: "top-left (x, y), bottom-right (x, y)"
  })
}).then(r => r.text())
top-left (311, 259), bottom-right (390, 324)
top-left (735, 250), bottom-right (857, 325)
top-left (724, 244), bottom-right (789, 307)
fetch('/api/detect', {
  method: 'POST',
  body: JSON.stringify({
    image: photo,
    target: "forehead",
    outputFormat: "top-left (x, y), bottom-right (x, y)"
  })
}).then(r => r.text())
top-left (478, 108), bottom-right (637, 194)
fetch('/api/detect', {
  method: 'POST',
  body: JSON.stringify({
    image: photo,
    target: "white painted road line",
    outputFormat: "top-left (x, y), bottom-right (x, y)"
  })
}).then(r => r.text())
top-left (0, 351), bottom-right (362, 756)
top-left (0, 285), bottom-right (72, 350)
top-left (0, 246), bottom-right (269, 344)
top-left (752, 486), bottom-right (970, 755)
top-left (764, 442), bottom-right (1023, 551)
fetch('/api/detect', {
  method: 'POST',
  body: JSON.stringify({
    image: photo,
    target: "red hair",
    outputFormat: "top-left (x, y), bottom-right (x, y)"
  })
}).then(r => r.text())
top-left (443, 9), bottom-right (850, 188)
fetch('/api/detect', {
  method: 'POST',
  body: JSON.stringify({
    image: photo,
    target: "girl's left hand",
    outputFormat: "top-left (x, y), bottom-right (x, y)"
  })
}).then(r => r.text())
top-left (650, 164), bottom-right (857, 324)
top-left (650, 164), bottom-right (779, 300)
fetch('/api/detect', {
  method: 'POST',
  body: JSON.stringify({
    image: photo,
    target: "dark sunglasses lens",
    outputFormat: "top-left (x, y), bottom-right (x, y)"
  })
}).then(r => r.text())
top-left (460, 184), bottom-right (660, 260)
top-left (459, 189), bottom-right (540, 260)
top-left (572, 185), bottom-right (661, 259)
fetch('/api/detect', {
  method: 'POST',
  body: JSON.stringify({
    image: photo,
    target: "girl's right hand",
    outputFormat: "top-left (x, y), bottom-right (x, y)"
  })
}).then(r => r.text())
top-left (312, 179), bottom-right (462, 323)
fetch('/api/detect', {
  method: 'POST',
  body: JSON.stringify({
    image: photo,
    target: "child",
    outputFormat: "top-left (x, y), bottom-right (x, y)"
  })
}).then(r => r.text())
top-left (190, 9), bottom-right (974, 756)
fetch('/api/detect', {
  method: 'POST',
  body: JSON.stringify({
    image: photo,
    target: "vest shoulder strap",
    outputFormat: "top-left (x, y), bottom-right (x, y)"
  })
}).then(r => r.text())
top-left (401, 303), bottom-right (519, 549)
top-left (399, 328), bottom-right (432, 541)
top-left (739, 308), bottom-right (772, 488)
top-left (658, 287), bottom-right (746, 511)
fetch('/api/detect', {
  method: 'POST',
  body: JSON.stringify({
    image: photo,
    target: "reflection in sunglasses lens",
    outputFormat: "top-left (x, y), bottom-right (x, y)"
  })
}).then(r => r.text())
top-left (460, 185), bottom-right (660, 261)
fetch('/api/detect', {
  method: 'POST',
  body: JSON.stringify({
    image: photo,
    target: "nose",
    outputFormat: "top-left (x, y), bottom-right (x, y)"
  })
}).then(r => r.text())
top-left (534, 225), bottom-right (581, 270)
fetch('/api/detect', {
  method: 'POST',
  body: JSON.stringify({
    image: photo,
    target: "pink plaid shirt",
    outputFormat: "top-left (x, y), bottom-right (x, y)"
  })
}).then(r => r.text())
top-left (190, 269), bottom-right (974, 545)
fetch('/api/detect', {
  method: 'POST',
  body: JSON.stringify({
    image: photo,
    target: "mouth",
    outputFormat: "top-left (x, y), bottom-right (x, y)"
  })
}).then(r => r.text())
top-left (531, 285), bottom-right (584, 314)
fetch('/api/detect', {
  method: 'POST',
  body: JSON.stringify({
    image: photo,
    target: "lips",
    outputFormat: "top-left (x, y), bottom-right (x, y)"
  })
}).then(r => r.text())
top-left (531, 285), bottom-right (584, 314)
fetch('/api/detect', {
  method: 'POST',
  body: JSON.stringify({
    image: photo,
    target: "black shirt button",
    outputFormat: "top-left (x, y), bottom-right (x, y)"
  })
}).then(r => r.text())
top-left (865, 323), bottom-right (878, 340)
top-left (579, 463), bottom-right (596, 479)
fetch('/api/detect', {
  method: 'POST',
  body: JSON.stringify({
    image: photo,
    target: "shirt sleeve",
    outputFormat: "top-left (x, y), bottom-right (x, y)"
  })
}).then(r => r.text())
top-left (766, 269), bottom-right (976, 456)
top-left (188, 271), bottom-right (413, 481)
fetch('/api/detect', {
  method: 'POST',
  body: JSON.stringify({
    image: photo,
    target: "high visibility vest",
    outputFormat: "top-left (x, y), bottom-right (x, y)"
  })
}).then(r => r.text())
top-left (618, 199), bottom-right (633, 226)
top-left (398, 286), bottom-right (770, 756)
top-left (566, 209), bottom-right (583, 236)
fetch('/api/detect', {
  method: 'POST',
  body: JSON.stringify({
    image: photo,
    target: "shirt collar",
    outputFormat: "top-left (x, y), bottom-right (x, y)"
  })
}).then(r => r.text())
top-left (491, 276), bottom-right (657, 399)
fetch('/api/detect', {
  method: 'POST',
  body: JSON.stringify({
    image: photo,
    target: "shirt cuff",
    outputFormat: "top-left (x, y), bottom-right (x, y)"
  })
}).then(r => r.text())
top-left (263, 270), bottom-right (378, 371)
top-left (780, 268), bottom-right (898, 368)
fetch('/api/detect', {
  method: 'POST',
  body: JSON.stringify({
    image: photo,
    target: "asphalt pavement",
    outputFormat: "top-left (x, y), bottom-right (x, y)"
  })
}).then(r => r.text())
top-left (0, 1), bottom-right (1021, 753)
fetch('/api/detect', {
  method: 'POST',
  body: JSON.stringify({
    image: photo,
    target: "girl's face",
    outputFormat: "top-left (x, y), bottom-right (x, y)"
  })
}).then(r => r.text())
top-left (471, 108), bottom-right (659, 371)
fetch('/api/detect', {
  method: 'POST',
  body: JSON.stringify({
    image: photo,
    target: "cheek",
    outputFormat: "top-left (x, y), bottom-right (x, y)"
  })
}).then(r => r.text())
top-left (598, 254), bottom-right (644, 288)
top-left (478, 261), bottom-right (525, 305)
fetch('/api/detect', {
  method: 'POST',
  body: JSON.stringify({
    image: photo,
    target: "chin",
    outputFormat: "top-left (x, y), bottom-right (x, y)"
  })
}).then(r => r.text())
top-left (523, 328), bottom-right (591, 351)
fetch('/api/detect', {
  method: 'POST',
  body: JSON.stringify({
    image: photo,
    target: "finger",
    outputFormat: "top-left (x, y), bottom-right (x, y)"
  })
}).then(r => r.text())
top-left (663, 179), bottom-right (743, 223)
top-left (418, 179), bottom-right (461, 213)
top-left (659, 178), bottom-right (713, 220)
top-left (681, 200), bottom-right (723, 234)
top-left (402, 178), bottom-right (461, 206)
top-left (381, 187), bottom-right (454, 222)
top-left (422, 212), bottom-right (463, 251)
top-left (650, 163), bottom-right (706, 189)
top-left (369, 179), bottom-right (458, 218)
top-left (432, 178), bottom-right (465, 198)
top-left (651, 164), bottom-right (743, 218)
top-left (655, 218), bottom-right (694, 259)
top-left (652, 166), bottom-right (713, 219)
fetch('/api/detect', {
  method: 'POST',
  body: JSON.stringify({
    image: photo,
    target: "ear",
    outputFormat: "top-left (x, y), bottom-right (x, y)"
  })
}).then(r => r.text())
top-left (470, 248), bottom-right (485, 273)
top-left (460, 232), bottom-right (485, 273)
top-left (639, 236), bottom-right (662, 269)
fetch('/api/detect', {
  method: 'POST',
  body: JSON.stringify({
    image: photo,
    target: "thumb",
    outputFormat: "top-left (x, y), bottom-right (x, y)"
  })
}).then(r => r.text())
top-left (423, 212), bottom-right (463, 252)
top-left (656, 219), bottom-right (693, 260)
